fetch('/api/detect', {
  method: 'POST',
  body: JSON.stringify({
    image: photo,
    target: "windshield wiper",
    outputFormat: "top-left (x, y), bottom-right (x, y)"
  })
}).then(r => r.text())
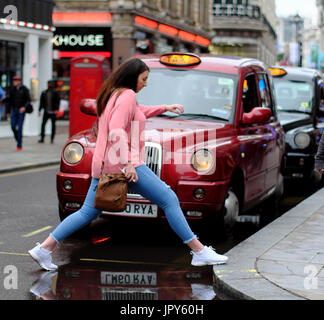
top-left (175, 113), bottom-right (227, 121)
top-left (278, 109), bottom-right (311, 114)
top-left (156, 114), bottom-right (177, 118)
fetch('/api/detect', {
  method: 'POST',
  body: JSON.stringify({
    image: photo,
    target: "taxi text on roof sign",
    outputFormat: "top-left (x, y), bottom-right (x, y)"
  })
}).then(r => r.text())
top-left (160, 53), bottom-right (201, 67)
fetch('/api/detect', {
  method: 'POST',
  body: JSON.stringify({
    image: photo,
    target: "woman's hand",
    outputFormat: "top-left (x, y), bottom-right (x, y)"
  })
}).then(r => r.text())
top-left (124, 163), bottom-right (138, 183)
top-left (165, 104), bottom-right (184, 114)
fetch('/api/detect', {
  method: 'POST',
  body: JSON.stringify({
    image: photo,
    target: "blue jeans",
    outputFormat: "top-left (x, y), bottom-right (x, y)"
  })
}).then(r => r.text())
top-left (10, 109), bottom-right (25, 148)
top-left (51, 164), bottom-right (197, 244)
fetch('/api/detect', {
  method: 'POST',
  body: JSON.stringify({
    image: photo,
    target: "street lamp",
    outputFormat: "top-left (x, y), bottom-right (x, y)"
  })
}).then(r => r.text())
top-left (290, 14), bottom-right (304, 67)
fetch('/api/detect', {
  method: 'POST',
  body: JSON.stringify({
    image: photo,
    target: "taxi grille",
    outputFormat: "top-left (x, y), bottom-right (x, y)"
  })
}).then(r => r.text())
top-left (101, 288), bottom-right (158, 300)
top-left (127, 142), bottom-right (162, 199)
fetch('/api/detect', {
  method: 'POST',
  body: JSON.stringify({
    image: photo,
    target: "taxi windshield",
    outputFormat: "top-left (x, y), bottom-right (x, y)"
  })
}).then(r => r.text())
top-left (272, 79), bottom-right (313, 114)
top-left (137, 69), bottom-right (237, 122)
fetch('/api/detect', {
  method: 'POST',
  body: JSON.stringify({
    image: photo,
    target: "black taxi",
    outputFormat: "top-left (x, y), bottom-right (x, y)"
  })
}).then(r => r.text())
top-left (269, 66), bottom-right (324, 183)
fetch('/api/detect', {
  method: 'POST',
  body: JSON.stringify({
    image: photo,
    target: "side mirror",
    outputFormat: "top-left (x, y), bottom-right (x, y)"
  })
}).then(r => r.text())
top-left (241, 107), bottom-right (272, 125)
top-left (80, 99), bottom-right (97, 116)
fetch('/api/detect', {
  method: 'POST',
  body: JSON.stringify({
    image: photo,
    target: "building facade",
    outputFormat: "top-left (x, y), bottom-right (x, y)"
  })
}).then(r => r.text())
top-left (53, 0), bottom-right (212, 75)
top-left (209, 0), bottom-right (277, 66)
top-left (316, 0), bottom-right (324, 71)
top-left (317, 0), bottom-right (324, 51)
top-left (0, 0), bottom-right (55, 136)
top-left (276, 15), bottom-right (305, 67)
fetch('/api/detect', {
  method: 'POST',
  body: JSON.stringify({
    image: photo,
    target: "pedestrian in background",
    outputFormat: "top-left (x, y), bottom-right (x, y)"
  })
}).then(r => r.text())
top-left (28, 57), bottom-right (228, 271)
top-left (5, 75), bottom-right (31, 151)
top-left (38, 80), bottom-right (60, 144)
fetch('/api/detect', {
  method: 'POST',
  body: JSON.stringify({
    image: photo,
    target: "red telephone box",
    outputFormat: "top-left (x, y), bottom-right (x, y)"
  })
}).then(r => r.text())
top-left (69, 55), bottom-right (111, 137)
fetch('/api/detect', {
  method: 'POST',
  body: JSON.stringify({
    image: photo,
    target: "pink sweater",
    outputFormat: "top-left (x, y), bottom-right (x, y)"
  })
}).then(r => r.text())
top-left (92, 89), bottom-right (166, 178)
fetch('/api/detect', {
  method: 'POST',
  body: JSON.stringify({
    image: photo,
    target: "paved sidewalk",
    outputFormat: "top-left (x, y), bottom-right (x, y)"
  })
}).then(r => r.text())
top-left (0, 121), bottom-right (68, 173)
top-left (213, 188), bottom-right (324, 300)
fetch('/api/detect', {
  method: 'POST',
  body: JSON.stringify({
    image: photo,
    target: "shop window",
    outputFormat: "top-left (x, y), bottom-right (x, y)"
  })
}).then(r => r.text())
top-left (0, 40), bottom-right (23, 88)
top-left (0, 40), bottom-right (24, 121)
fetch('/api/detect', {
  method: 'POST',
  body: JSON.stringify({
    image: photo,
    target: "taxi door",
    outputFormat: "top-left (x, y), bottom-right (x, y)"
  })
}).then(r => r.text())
top-left (237, 71), bottom-right (267, 203)
top-left (257, 72), bottom-right (284, 191)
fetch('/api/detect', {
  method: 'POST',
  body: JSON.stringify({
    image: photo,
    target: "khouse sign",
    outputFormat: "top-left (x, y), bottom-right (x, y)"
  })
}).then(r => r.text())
top-left (53, 34), bottom-right (104, 47)
top-left (53, 27), bottom-right (112, 53)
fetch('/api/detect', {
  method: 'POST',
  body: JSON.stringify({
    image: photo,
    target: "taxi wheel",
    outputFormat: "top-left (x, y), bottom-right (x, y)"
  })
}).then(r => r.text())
top-left (204, 187), bottom-right (240, 240)
top-left (223, 188), bottom-right (240, 228)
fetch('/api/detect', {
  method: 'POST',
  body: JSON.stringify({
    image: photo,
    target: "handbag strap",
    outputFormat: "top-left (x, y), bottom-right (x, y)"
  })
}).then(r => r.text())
top-left (100, 88), bottom-right (129, 176)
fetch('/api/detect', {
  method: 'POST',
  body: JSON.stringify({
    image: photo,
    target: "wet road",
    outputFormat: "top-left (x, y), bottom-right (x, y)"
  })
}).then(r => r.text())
top-left (0, 166), bottom-right (318, 300)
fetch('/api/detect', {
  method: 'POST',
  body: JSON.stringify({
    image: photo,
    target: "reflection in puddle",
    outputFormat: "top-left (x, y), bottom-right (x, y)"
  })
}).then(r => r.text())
top-left (30, 261), bottom-right (217, 300)
top-left (29, 220), bottom-right (221, 300)
top-left (30, 271), bottom-right (58, 300)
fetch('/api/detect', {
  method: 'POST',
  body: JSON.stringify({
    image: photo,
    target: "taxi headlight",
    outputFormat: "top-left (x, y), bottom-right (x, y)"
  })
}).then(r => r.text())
top-left (294, 133), bottom-right (311, 149)
top-left (191, 149), bottom-right (214, 172)
top-left (63, 142), bottom-right (84, 164)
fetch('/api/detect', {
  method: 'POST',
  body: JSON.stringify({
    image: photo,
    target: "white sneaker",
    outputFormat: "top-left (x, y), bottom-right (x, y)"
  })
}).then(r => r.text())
top-left (191, 246), bottom-right (228, 266)
top-left (30, 271), bottom-right (57, 298)
top-left (28, 243), bottom-right (58, 271)
top-left (191, 283), bottom-right (216, 300)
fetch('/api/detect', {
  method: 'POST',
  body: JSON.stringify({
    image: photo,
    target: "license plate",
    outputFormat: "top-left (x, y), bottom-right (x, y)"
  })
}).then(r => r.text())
top-left (103, 203), bottom-right (158, 218)
top-left (101, 271), bottom-right (157, 286)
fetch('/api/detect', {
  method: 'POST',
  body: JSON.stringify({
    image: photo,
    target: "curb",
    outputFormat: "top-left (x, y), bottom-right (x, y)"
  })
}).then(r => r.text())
top-left (213, 273), bottom-right (253, 300)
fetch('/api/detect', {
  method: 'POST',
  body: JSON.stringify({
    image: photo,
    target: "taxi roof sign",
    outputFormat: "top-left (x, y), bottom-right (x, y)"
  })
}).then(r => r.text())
top-left (160, 53), bottom-right (201, 67)
top-left (268, 67), bottom-right (287, 77)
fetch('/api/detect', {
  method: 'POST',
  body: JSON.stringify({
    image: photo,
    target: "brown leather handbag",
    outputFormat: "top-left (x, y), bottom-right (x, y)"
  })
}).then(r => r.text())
top-left (94, 172), bottom-right (128, 212)
top-left (94, 91), bottom-right (129, 212)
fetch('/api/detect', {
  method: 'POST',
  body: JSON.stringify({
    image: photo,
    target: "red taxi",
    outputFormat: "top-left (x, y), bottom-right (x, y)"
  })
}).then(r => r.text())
top-left (57, 53), bottom-right (285, 229)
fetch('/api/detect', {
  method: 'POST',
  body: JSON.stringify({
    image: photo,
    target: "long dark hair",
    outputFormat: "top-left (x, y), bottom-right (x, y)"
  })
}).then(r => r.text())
top-left (96, 58), bottom-right (150, 116)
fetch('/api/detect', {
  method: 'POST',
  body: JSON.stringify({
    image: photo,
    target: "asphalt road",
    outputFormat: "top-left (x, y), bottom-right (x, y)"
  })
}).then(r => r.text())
top-left (0, 165), bottom-right (60, 299)
top-left (0, 166), bottom-right (315, 300)
top-left (0, 166), bottom-right (219, 300)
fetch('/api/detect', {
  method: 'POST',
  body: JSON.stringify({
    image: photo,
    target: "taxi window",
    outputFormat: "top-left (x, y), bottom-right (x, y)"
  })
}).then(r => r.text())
top-left (136, 69), bottom-right (237, 122)
top-left (272, 78), bottom-right (313, 113)
top-left (258, 73), bottom-right (273, 109)
top-left (242, 73), bottom-right (259, 113)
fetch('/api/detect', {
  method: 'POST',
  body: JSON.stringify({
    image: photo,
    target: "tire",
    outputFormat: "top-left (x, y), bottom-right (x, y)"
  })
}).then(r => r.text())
top-left (204, 187), bottom-right (240, 241)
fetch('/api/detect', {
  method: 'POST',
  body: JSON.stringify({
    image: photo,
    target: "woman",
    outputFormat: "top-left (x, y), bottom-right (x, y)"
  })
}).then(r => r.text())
top-left (28, 58), bottom-right (228, 271)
